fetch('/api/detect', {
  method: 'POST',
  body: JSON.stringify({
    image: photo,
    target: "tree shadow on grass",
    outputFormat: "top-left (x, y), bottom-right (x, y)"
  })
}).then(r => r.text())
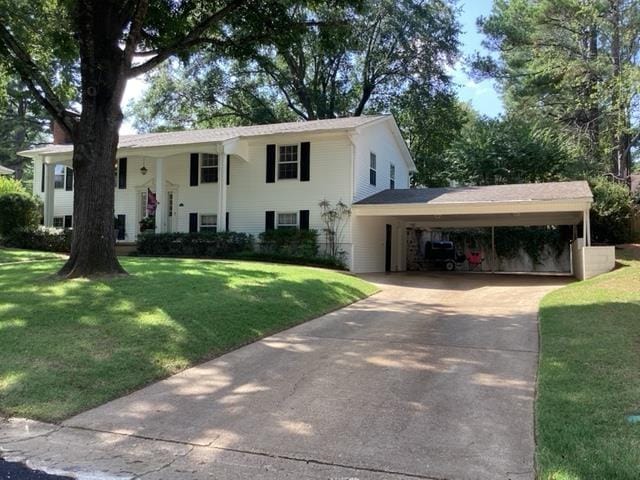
top-left (0, 258), bottom-right (374, 421)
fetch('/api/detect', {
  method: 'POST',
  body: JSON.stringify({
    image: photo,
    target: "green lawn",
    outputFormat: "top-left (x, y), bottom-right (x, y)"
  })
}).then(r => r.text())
top-left (537, 245), bottom-right (640, 480)
top-left (0, 254), bottom-right (377, 421)
top-left (0, 247), bottom-right (64, 264)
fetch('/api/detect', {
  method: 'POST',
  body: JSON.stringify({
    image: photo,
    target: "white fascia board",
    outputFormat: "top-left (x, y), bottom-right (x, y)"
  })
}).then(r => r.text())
top-left (352, 198), bottom-right (593, 216)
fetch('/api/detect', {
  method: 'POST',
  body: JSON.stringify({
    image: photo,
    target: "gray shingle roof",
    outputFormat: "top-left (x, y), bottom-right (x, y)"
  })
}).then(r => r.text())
top-left (354, 181), bottom-right (593, 205)
top-left (20, 115), bottom-right (388, 157)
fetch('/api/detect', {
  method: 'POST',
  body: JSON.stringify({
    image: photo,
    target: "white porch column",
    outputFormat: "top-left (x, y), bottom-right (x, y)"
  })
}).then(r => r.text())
top-left (155, 158), bottom-right (166, 233)
top-left (217, 146), bottom-right (227, 232)
top-left (43, 159), bottom-right (55, 227)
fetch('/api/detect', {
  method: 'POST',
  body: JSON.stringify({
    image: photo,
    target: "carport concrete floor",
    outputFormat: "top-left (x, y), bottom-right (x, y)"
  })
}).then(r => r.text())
top-left (0, 273), bottom-right (569, 480)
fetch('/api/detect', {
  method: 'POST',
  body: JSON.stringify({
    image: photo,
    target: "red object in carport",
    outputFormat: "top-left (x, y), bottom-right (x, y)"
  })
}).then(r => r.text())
top-left (466, 251), bottom-right (483, 270)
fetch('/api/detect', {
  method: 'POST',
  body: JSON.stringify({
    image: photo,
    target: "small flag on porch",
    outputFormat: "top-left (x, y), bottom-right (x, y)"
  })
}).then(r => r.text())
top-left (147, 188), bottom-right (157, 216)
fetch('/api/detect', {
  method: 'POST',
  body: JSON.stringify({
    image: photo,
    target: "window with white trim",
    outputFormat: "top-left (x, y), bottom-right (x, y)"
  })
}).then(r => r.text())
top-left (199, 214), bottom-right (217, 232)
top-left (390, 163), bottom-right (395, 189)
top-left (52, 216), bottom-right (64, 228)
top-left (278, 145), bottom-right (298, 179)
top-left (277, 212), bottom-right (298, 229)
top-left (54, 165), bottom-right (65, 189)
top-left (369, 152), bottom-right (376, 186)
top-left (200, 154), bottom-right (219, 183)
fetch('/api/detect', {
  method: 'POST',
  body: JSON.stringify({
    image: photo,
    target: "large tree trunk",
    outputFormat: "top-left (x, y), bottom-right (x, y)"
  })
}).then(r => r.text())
top-left (58, 0), bottom-right (128, 278)
top-left (609, 0), bottom-right (632, 182)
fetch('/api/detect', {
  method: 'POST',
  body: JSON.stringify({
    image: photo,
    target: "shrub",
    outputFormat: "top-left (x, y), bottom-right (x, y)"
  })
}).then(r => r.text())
top-left (0, 192), bottom-right (41, 236)
top-left (590, 178), bottom-right (633, 244)
top-left (233, 251), bottom-right (346, 270)
top-left (3, 227), bottom-right (72, 252)
top-left (137, 232), bottom-right (253, 257)
top-left (0, 176), bottom-right (27, 195)
top-left (258, 228), bottom-right (319, 257)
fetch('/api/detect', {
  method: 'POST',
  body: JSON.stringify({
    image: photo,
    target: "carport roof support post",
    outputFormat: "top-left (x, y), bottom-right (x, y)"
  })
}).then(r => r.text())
top-left (583, 209), bottom-right (592, 246)
top-left (491, 226), bottom-right (496, 273)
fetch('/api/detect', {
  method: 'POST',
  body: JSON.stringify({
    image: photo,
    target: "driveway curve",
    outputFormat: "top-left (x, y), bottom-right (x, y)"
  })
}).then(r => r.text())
top-left (3, 273), bottom-right (568, 480)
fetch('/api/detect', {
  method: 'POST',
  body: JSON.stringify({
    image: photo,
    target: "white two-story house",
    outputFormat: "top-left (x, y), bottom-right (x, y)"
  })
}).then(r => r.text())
top-left (21, 115), bottom-right (416, 273)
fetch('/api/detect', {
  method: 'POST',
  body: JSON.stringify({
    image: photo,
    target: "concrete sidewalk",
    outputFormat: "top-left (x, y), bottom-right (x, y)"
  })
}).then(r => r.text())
top-left (0, 273), bottom-right (568, 480)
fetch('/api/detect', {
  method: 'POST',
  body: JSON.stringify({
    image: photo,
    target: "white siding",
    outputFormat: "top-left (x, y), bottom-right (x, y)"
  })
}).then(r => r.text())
top-left (228, 133), bottom-right (354, 266)
top-left (32, 118), bottom-right (415, 272)
top-left (351, 216), bottom-right (404, 273)
top-left (33, 158), bottom-right (73, 220)
top-left (353, 121), bottom-right (411, 202)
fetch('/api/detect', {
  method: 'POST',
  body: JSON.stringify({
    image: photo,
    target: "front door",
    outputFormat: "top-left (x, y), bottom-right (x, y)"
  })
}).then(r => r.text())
top-left (385, 224), bottom-right (392, 272)
top-left (166, 191), bottom-right (176, 233)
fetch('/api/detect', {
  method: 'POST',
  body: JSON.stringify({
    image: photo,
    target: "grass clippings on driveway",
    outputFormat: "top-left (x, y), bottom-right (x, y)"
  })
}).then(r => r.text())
top-left (536, 244), bottom-right (640, 480)
top-left (0, 255), bottom-right (377, 421)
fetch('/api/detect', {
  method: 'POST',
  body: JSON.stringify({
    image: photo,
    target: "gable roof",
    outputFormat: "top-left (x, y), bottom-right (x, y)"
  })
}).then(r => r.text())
top-left (19, 115), bottom-right (394, 157)
top-left (354, 181), bottom-right (593, 205)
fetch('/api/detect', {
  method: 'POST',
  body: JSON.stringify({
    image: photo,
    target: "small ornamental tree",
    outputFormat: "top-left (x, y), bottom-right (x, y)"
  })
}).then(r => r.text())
top-left (319, 199), bottom-right (351, 259)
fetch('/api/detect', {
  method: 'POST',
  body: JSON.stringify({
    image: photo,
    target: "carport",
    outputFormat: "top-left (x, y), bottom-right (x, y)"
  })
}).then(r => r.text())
top-left (351, 181), bottom-right (615, 279)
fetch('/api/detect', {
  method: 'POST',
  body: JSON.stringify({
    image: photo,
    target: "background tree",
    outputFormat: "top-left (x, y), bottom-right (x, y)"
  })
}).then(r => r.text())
top-left (445, 115), bottom-right (574, 186)
top-left (473, 0), bottom-right (640, 180)
top-left (0, 0), bottom-right (338, 278)
top-left (392, 87), bottom-right (468, 187)
top-left (130, 0), bottom-right (461, 130)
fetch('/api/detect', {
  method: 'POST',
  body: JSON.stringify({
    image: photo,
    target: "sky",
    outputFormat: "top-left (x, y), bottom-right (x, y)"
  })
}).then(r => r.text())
top-left (451, 0), bottom-right (504, 117)
top-left (120, 0), bottom-right (503, 134)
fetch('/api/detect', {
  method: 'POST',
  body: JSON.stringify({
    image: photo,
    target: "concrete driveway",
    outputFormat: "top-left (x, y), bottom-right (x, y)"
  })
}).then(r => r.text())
top-left (1, 273), bottom-right (568, 480)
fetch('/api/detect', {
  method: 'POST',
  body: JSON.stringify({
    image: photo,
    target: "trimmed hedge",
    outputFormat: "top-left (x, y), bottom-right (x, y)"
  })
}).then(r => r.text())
top-left (233, 251), bottom-right (346, 270)
top-left (0, 192), bottom-right (41, 236)
top-left (137, 232), bottom-right (253, 257)
top-left (3, 227), bottom-right (72, 253)
top-left (258, 228), bottom-right (319, 257)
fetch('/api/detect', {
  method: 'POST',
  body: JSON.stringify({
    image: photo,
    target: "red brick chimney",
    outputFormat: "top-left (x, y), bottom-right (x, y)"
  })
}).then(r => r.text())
top-left (52, 120), bottom-right (73, 145)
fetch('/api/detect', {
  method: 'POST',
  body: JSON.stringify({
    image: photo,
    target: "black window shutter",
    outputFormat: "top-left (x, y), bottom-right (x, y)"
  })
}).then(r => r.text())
top-left (64, 215), bottom-right (73, 229)
top-left (299, 210), bottom-right (310, 230)
top-left (300, 142), bottom-right (310, 181)
top-left (190, 153), bottom-right (199, 186)
top-left (265, 210), bottom-right (275, 230)
top-left (117, 158), bottom-right (127, 189)
top-left (41, 164), bottom-right (45, 192)
top-left (226, 155), bottom-right (230, 185)
top-left (116, 214), bottom-right (125, 240)
top-left (189, 213), bottom-right (198, 232)
top-left (225, 212), bottom-right (229, 232)
top-left (65, 167), bottom-right (74, 191)
top-left (266, 144), bottom-right (276, 183)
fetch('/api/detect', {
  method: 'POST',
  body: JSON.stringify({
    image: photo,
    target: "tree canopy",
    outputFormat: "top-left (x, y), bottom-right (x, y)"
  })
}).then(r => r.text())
top-left (473, 0), bottom-right (640, 180)
top-left (129, 0), bottom-right (461, 130)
